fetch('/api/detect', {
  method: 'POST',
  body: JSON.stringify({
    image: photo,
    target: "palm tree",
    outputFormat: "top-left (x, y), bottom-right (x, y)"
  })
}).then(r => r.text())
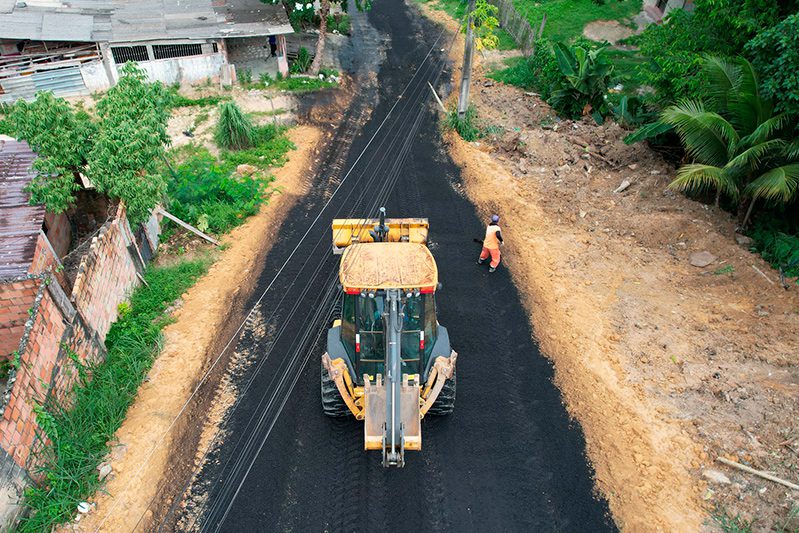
top-left (662, 56), bottom-right (799, 227)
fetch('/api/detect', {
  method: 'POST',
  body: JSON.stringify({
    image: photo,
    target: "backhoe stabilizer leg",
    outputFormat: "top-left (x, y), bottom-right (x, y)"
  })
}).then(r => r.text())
top-left (322, 353), bottom-right (363, 419)
top-left (420, 351), bottom-right (458, 418)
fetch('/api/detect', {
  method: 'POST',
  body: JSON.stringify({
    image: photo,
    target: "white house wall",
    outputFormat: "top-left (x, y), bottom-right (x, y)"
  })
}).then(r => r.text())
top-left (80, 60), bottom-right (113, 92)
top-left (123, 53), bottom-right (227, 86)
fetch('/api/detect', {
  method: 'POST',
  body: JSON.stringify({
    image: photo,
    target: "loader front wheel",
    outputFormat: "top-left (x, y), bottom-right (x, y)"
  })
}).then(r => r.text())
top-left (321, 360), bottom-right (349, 417)
top-left (426, 371), bottom-right (456, 416)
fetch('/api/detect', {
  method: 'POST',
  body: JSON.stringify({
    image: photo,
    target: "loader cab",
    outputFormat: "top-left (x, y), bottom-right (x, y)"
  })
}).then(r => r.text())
top-left (332, 241), bottom-right (445, 385)
top-left (339, 290), bottom-right (438, 382)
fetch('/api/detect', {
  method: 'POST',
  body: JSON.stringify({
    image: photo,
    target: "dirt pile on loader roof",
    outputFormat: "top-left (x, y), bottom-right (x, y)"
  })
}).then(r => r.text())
top-left (339, 242), bottom-right (437, 291)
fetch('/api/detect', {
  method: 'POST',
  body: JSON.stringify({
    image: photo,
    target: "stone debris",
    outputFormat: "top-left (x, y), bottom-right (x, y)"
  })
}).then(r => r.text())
top-left (614, 180), bottom-right (631, 193)
top-left (689, 251), bottom-right (717, 268)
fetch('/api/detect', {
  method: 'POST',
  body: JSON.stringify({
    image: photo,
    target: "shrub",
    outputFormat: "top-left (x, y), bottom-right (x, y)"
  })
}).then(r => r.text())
top-left (550, 41), bottom-right (613, 121)
top-left (290, 47), bottom-right (312, 74)
top-left (327, 13), bottom-right (351, 34)
top-left (167, 149), bottom-right (272, 234)
top-left (237, 67), bottom-right (253, 86)
top-left (487, 38), bottom-right (561, 99)
top-left (745, 13), bottom-right (799, 117)
top-left (749, 218), bottom-right (799, 282)
top-left (445, 106), bottom-right (481, 142)
top-left (215, 101), bottom-right (256, 150)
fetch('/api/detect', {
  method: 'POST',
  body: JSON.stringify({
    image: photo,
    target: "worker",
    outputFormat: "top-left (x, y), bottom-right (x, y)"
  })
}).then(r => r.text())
top-left (477, 214), bottom-right (503, 273)
top-left (269, 35), bottom-right (277, 57)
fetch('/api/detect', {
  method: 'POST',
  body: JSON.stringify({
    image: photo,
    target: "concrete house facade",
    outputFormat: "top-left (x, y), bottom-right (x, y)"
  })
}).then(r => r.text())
top-left (0, 0), bottom-right (293, 102)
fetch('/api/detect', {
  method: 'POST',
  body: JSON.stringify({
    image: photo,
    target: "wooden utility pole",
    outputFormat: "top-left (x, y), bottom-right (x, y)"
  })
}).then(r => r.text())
top-left (457, 0), bottom-right (476, 119)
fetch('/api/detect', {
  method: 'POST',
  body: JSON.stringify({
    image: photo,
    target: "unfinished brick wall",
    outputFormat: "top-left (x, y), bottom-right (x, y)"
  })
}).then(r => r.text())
top-left (0, 279), bottom-right (37, 358)
top-left (70, 206), bottom-right (142, 343)
top-left (0, 205), bottom-right (157, 476)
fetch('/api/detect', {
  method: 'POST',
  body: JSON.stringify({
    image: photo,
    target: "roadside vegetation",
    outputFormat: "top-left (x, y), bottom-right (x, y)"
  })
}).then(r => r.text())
top-left (474, 0), bottom-right (799, 283)
top-left (18, 260), bottom-right (209, 532)
top-left (0, 60), bottom-right (298, 529)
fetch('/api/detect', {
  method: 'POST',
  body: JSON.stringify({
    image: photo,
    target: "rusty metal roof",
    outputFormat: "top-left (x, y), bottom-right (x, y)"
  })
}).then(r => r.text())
top-left (0, 138), bottom-right (43, 280)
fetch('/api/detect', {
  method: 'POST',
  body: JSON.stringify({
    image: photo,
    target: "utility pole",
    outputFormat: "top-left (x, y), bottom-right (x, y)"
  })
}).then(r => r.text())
top-left (457, 0), bottom-right (476, 119)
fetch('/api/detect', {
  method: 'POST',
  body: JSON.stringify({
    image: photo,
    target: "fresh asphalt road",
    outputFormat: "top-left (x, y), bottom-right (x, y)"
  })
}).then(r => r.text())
top-left (173, 0), bottom-right (616, 530)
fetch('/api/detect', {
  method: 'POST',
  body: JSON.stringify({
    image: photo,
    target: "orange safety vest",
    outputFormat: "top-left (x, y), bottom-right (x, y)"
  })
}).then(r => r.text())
top-left (483, 224), bottom-right (501, 250)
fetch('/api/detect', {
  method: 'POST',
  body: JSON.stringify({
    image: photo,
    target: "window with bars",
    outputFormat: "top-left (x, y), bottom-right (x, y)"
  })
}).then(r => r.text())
top-left (110, 45), bottom-right (149, 63)
top-left (152, 43), bottom-right (203, 60)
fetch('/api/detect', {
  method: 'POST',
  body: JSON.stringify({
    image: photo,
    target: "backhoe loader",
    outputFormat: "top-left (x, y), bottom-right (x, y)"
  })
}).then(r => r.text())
top-left (321, 208), bottom-right (457, 467)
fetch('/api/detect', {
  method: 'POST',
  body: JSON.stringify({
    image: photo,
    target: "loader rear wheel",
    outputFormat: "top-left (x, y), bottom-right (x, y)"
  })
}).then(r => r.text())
top-left (321, 360), bottom-right (349, 417)
top-left (426, 371), bottom-right (456, 416)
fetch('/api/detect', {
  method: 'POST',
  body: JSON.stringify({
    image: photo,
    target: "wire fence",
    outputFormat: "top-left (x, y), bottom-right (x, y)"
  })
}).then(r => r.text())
top-left (488, 0), bottom-right (544, 55)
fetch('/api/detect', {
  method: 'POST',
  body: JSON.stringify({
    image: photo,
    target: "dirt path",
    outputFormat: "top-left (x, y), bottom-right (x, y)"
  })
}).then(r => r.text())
top-left (424, 5), bottom-right (799, 531)
top-left (71, 125), bottom-right (322, 532)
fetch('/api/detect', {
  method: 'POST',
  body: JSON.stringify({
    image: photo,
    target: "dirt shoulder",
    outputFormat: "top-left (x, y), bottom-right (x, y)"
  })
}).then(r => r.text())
top-left (71, 125), bottom-right (323, 532)
top-left (421, 3), bottom-right (799, 531)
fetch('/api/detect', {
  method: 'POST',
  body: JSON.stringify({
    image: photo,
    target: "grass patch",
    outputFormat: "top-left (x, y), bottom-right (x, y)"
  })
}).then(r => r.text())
top-left (244, 73), bottom-right (337, 93)
top-left (495, 28), bottom-right (518, 50)
top-left (488, 56), bottom-right (535, 89)
top-left (511, 0), bottom-right (642, 42)
top-left (416, 0), bottom-right (467, 20)
top-left (168, 89), bottom-right (231, 108)
top-left (17, 260), bottom-right (210, 532)
top-left (163, 122), bottom-right (295, 236)
top-left (444, 105), bottom-right (482, 141)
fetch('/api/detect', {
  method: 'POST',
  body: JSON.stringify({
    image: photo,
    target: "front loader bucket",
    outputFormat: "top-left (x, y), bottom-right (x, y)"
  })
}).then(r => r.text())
top-left (363, 375), bottom-right (421, 466)
top-left (332, 217), bottom-right (429, 254)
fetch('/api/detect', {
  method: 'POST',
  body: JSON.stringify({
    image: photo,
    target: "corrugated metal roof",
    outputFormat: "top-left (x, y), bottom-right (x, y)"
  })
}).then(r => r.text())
top-left (0, 0), bottom-right (291, 43)
top-left (0, 138), bottom-right (44, 280)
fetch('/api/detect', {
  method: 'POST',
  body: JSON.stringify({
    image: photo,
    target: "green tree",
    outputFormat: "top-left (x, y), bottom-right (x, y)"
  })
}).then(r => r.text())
top-left (663, 57), bottom-right (799, 227)
top-left (87, 63), bottom-right (172, 225)
top-left (8, 92), bottom-right (96, 213)
top-left (471, 0), bottom-right (499, 51)
top-left (745, 13), bottom-right (799, 117)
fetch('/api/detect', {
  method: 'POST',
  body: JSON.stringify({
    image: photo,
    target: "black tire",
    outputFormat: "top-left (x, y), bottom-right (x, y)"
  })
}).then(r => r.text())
top-left (426, 370), bottom-right (456, 416)
top-left (321, 359), bottom-right (350, 417)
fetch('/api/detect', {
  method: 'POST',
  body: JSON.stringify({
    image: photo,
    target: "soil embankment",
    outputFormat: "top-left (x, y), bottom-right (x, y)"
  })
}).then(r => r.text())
top-left (72, 125), bottom-right (322, 532)
top-left (424, 4), bottom-right (799, 531)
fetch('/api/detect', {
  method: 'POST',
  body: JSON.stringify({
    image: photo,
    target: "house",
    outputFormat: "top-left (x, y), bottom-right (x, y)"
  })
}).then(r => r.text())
top-left (0, 0), bottom-right (293, 102)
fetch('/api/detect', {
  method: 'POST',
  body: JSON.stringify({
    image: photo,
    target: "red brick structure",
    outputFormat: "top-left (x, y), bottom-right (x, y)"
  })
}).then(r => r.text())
top-left (0, 139), bottom-right (160, 526)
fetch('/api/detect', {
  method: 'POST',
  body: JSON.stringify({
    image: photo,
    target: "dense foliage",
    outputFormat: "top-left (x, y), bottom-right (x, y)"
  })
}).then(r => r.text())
top-left (19, 260), bottom-right (209, 532)
top-left (6, 93), bottom-right (95, 213)
top-left (167, 149), bottom-right (272, 234)
top-left (88, 63), bottom-right (172, 224)
top-left (662, 57), bottom-right (799, 227)
top-left (745, 13), bottom-right (799, 116)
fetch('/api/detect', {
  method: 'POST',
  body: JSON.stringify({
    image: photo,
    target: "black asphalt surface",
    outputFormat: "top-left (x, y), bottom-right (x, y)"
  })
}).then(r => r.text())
top-left (172, 0), bottom-right (616, 531)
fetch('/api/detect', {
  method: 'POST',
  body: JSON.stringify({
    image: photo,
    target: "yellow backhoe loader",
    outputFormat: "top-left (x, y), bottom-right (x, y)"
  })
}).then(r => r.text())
top-left (321, 208), bottom-right (457, 467)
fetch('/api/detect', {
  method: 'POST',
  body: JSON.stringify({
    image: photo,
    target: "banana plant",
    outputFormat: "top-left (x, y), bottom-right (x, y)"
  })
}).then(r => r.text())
top-left (549, 42), bottom-right (614, 123)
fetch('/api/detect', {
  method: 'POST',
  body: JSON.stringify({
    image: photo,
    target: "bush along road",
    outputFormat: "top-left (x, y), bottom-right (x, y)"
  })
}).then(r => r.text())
top-left (166, 0), bottom-right (616, 530)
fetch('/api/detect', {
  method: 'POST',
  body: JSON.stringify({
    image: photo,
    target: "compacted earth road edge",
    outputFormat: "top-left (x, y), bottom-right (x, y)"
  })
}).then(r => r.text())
top-left (72, 126), bottom-right (323, 532)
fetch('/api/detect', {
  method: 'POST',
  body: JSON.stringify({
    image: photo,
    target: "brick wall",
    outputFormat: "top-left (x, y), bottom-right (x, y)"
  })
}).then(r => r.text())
top-left (0, 206), bottom-right (159, 527)
top-left (0, 279), bottom-right (37, 358)
top-left (70, 205), bottom-right (142, 343)
top-left (43, 212), bottom-right (71, 259)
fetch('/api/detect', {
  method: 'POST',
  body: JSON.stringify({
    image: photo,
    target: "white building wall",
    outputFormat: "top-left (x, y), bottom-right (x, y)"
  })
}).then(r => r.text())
top-left (123, 53), bottom-right (227, 86)
top-left (80, 61), bottom-right (113, 92)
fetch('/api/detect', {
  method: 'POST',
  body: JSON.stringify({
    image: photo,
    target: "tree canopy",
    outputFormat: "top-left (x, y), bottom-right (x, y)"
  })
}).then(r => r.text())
top-left (9, 63), bottom-right (171, 225)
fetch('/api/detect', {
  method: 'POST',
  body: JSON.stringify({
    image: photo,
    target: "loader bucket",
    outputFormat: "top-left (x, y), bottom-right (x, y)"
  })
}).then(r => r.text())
top-left (332, 217), bottom-right (429, 254)
top-left (363, 374), bottom-right (421, 466)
